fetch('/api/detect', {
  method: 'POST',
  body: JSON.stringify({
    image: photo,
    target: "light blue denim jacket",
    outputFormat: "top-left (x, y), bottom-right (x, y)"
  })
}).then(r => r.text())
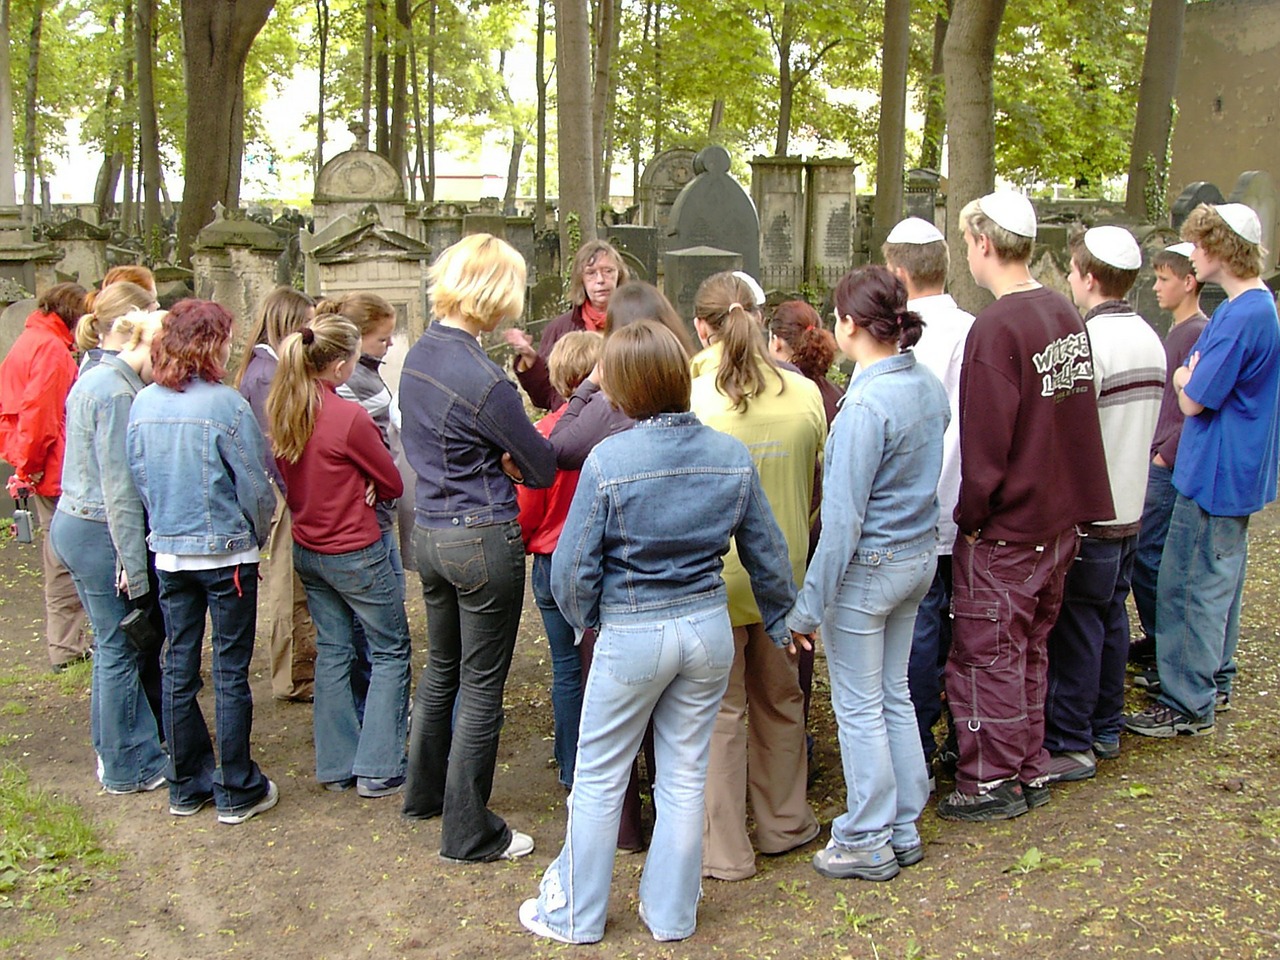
top-left (788, 352), bottom-right (949, 634)
top-left (127, 378), bottom-right (276, 556)
top-left (551, 412), bottom-right (797, 646)
top-left (58, 354), bottom-right (150, 597)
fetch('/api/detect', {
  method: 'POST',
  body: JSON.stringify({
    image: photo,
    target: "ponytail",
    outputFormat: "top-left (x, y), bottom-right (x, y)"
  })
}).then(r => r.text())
top-left (266, 314), bottom-right (360, 463)
top-left (75, 281), bottom-right (155, 353)
top-left (694, 271), bottom-right (780, 412)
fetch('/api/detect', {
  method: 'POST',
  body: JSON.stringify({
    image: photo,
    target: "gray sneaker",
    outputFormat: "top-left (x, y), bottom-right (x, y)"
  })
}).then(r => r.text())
top-left (1215, 691), bottom-right (1232, 713)
top-left (1125, 704), bottom-right (1213, 738)
top-left (811, 840), bottom-right (900, 881)
top-left (217, 780), bottom-right (280, 825)
top-left (1046, 749), bottom-right (1096, 783)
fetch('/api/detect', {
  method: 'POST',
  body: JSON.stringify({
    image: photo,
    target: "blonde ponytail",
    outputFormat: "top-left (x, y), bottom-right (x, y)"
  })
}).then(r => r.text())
top-left (694, 271), bottom-right (780, 413)
top-left (266, 314), bottom-right (360, 463)
top-left (75, 281), bottom-right (155, 353)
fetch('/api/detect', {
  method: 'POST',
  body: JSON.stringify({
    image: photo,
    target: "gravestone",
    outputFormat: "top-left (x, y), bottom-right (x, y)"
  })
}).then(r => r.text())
top-left (667, 146), bottom-right (760, 280)
top-left (751, 156), bottom-right (806, 292)
top-left (606, 224), bottom-right (658, 281)
top-left (0, 208), bottom-right (60, 296)
top-left (1170, 181), bottom-right (1224, 232)
top-left (192, 204), bottom-right (287, 357)
top-left (1229, 170), bottom-right (1279, 272)
top-left (637, 148), bottom-right (698, 258)
top-left (463, 212), bottom-right (507, 239)
top-left (905, 168), bottom-right (941, 223)
top-left (806, 159), bottom-right (857, 290)
top-left (0, 297), bottom-right (36, 358)
top-left (506, 217), bottom-right (537, 273)
top-left (44, 218), bottom-right (110, 287)
top-left (313, 147), bottom-right (410, 237)
top-left (419, 203), bottom-right (465, 259)
top-left (663, 245), bottom-right (742, 339)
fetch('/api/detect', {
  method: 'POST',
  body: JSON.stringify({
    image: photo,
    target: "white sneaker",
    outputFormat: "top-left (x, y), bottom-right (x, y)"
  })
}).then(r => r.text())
top-left (104, 771), bottom-right (167, 795)
top-left (217, 780), bottom-right (279, 825)
top-left (519, 899), bottom-right (574, 943)
top-left (501, 830), bottom-right (535, 860)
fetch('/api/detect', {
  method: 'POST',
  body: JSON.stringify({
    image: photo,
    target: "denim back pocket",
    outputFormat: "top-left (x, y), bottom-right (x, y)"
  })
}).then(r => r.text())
top-left (434, 537), bottom-right (489, 593)
top-left (596, 622), bottom-right (664, 686)
top-left (685, 607), bottom-right (734, 672)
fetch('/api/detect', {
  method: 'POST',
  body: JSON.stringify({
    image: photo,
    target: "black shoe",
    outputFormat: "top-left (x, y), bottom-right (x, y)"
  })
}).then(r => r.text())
top-left (1020, 781), bottom-right (1050, 809)
top-left (52, 652), bottom-right (92, 674)
top-left (1132, 668), bottom-right (1161, 692)
top-left (937, 780), bottom-right (1028, 821)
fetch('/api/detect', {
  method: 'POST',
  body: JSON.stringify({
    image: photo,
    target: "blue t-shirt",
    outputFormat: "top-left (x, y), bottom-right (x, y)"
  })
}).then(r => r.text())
top-left (1174, 288), bottom-right (1280, 516)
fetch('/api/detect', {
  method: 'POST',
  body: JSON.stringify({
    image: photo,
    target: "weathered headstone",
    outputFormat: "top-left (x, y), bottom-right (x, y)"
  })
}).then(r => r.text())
top-left (806, 159), bottom-right (857, 290)
top-left (506, 217), bottom-right (537, 273)
top-left (905, 168), bottom-right (941, 223)
top-left (0, 207), bottom-right (60, 296)
top-left (638, 148), bottom-right (697, 258)
top-left (663, 245), bottom-right (742, 339)
top-left (1229, 170), bottom-right (1279, 272)
top-left (667, 146), bottom-right (760, 280)
top-left (313, 147), bottom-right (410, 237)
top-left (192, 205), bottom-right (288, 355)
top-left (462, 213), bottom-right (507, 240)
top-left (606, 224), bottom-right (658, 282)
top-left (0, 297), bottom-right (36, 358)
top-left (1170, 181), bottom-right (1225, 232)
top-left (418, 203), bottom-right (465, 259)
top-left (751, 156), bottom-right (806, 292)
top-left (45, 218), bottom-right (110, 288)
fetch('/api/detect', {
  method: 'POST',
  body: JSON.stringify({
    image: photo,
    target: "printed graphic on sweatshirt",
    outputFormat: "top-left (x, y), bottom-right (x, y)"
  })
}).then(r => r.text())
top-left (1032, 332), bottom-right (1094, 398)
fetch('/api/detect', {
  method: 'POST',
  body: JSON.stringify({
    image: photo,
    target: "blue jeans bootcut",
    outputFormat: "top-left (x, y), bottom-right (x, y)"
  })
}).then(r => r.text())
top-left (532, 552), bottom-right (583, 787)
top-left (403, 521), bottom-right (526, 861)
top-left (826, 549), bottom-right (934, 853)
top-left (907, 556), bottom-right (953, 763)
top-left (533, 606), bottom-right (734, 943)
top-left (293, 538), bottom-right (411, 785)
top-left (1155, 494), bottom-right (1247, 720)
top-left (348, 529), bottom-right (405, 722)
top-left (1131, 462), bottom-right (1177, 646)
top-left (157, 564), bottom-right (272, 815)
top-left (50, 512), bottom-right (167, 791)
top-left (1043, 534), bottom-right (1136, 753)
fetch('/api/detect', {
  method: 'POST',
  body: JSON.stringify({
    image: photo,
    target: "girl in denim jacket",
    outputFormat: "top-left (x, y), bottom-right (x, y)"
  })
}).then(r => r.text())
top-left (787, 266), bottom-right (949, 880)
top-left (269, 313), bottom-right (411, 799)
top-left (519, 321), bottom-right (797, 945)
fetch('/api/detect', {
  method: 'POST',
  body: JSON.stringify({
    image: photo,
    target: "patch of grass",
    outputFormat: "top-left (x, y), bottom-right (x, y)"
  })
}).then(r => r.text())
top-left (0, 761), bottom-right (119, 946)
top-left (52, 659), bottom-right (92, 698)
top-left (0, 702), bottom-right (27, 717)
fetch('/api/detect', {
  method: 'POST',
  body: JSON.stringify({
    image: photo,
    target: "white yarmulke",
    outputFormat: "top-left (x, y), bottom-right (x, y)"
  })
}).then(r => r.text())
top-left (1164, 242), bottom-right (1195, 259)
top-left (886, 217), bottom-right (945, 245)
top-left (732, 271), bottom-right (766, 308)
top-left (1212, 203), bottom-right (1263, 244)
top-left (1083, 226), bottom-right (1141, 270)
top-left (979, 191), bottom-right (1037, 239)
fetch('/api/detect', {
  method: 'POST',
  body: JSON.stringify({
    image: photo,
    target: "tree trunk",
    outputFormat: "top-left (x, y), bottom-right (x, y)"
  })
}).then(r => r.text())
top-left (426, 0), bottom-right (436, 203)
top-left (93, 155), bottom-right (122, 221)
top-left (315, 0), bottom-right (329, 180)
top-left (22, 0), bottom-right (43, 223)
top-left (361, 0), bottom-right (374, 137)
top-left (376, 0), bottom-right (390, 157)
top-left (651, 0), bottom-right (661, 155)
top-left (591, 0), bottom-right (619, 206)
top-left (873, 0), bottom-right (910, 233)
top-left (555, 0), bottom-right (596, 257)
top-left (409, 25), bottom-right (426, 203)
top-left (773, 1), bottom-right (793, 156)
top-left (504, 128), bottom-right (525, 215)
top-left (0, 0), bottom-right (16, 207)
top-left (943, 0), bottom-right (1006, 312)
top-left (389, 0), bottom-right (409, 176)
top-left (121, 5), bottom-right (135, 233)
top-left (535, 0), bottom-right (546, 227)
top-left (177, 0), bottom-right (277, 264)
top-left (136, 0), bottom-right (164, 252)
top-left (1124, 0), bottom-right (1185, 219)
top-left (919, 4), bottom-right (949, 171)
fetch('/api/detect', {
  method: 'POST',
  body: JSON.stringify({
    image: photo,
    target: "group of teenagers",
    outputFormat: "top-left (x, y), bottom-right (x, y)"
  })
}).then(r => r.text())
top-left (0, 186), bottom-right (1276, 944)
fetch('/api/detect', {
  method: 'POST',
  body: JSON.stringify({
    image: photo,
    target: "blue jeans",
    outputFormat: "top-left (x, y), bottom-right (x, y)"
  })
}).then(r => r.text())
top-left (1044, 535), bottom-right (1136, 752)
top-left (1132, 462), bottom-right (1177, 644)
top-left (1156, 494), bottom-right (1247, 719)
top-left (532, 552), bottom-right (582, 787)
top-left (49, 512), bottom-right (167, 791)
top-left (825, 550), bottom-right (934, 853)
top-left (907, 557), bottom-right (952, 762)
top-left (533, 606), bottom-right (733, 943)
top-left (293, 539), bottom-right (411, 784)
top-left (158, 564), bottom-right (271, 815)
top-left (349, 529), bottom-right (405, 720)
top-left (403, 521), bottom-right (526, 861)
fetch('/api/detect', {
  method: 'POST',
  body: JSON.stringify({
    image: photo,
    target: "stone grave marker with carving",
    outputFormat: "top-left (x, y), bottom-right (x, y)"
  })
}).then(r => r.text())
top-left (667, 146), bottom-right (760, 280)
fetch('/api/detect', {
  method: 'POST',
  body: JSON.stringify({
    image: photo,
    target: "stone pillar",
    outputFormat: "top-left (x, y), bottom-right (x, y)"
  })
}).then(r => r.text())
top-left (663, 245), bottom-right (742, 340)
top-left (805, 160), bottom-right (857, 290)
top-left (751, 156), bottom-right (807, 293)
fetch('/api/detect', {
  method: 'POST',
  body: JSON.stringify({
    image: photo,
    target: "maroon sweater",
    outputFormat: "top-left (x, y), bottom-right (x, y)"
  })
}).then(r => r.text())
top-left (955, 287), bottom-right (1114, 542)
top-left (277, 383), bottom-right (404, 554)
top-left (515, 305), bottom-right (587, 411)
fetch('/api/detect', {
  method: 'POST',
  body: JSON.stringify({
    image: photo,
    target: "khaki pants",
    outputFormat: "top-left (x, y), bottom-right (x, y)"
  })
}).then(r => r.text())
top-left (702, 622), bottom-right (818, 880)
top-left (263, 486), bottom-right (316, 700)
top-left (34, 495), bottom-right (89, 667)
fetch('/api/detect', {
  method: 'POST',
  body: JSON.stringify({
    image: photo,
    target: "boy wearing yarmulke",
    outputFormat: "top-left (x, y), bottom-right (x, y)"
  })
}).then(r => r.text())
top-left (1042, 226), bottom-right (1165, 782)
top-left (1128, 203), bottom-right (1280, 737)
top-left (1128, 243), bottom-right (1207, 679)
top-left (882, 217), bottom-right (974, 782)
top-left (938, 193), bottom-right (1114, 822)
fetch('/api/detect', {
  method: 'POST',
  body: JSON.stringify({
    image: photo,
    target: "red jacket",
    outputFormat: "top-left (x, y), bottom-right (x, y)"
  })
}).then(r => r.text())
top-left (516, 406), bottom-right (581, 554)
top-left (276, 384), bottom-right (404, 555)
top-left (0, 310), bottom-right (79, 497)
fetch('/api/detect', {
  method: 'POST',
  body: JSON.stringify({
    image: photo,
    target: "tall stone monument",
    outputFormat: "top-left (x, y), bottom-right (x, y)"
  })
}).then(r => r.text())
top-left (666, 145), bottom-right (760, 280)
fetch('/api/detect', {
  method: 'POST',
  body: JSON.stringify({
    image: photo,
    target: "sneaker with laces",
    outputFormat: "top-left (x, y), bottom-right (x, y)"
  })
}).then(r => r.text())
top-left (937, 780), bottom-right (1028, 821)
top-left (1125, 704), bottom-right (1213, 738)
top-left (811, 840), bottom-right (900, 880)
top-left (104, 771), bottom-right (167, 795)
top-left (518, 899), bottom-right (577, 943)
top-left (1132, 668), bottom-right (1161, 691)
top-left (893, 843), bottom-right (924, 867)
top-left (1020, 781), bottom-right (1051, 809)
top-left (1046, 749), bottom-right (1096, 783)
top-left (501, 830), bottom-right (535, 859)
top-left (170, 795), bottom-right (214, 816)
top-left (1092, 738), bottom-right (1121, 761)
top-left (1215, 691), bottom-right (1232, 713)
top-left (217, 780), bottom-right (280, 824)
top-left (356, 775), bottom-right (404, 798)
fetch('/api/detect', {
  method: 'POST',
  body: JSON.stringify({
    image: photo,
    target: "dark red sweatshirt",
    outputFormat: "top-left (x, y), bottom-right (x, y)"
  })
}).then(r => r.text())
top-left (277, 383), bottom-right (404, 554)
top-left (955, 286), bottom-right (1114, 542)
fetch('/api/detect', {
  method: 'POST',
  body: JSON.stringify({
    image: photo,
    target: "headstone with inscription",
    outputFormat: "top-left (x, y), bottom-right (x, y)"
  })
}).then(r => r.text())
top-left (663, 245), bottom-right (742, 339)
top-left (667, 146), bottom-right (759, 279)
top-left (806, 159), bottom-right (856, 289)
top-left (638, 148), bottom-right (697, 258)
top-left (606, 224), bottom-right (658, 282)
top-left (314, 147), bottom-right (409, 237)
top-left (751, 156), bottom-right (806, 292)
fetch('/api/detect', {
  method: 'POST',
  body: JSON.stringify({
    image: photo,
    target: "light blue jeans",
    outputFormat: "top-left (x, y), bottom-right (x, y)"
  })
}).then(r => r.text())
top-left (293, 539), bottom-right (411, 784)
top-left (825, 549), bottom-right (935, 853)
top-left (49, 511), bottom-right (167, 791)
top-left (532, 605), bottom-right (733, 943)
top-left (1155, 494), bottom-right (1247, 720)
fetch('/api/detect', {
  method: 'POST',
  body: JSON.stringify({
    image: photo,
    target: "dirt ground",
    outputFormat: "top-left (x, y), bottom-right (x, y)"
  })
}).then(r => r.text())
top-left (2, 506), bottom-right (1280, 960)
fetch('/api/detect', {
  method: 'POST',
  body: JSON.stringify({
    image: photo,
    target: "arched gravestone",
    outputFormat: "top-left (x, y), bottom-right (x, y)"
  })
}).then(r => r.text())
top-left (1170, 181), bottom-right (1224, 232)
top-left (1229, 171), bottom-right (1279, 272)
top-left (638, 148), bottom-right (697, 256)
top-left (315, 149), bottom-right (405, 203)
top-left (667, 146), bottom-right (760, 280)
